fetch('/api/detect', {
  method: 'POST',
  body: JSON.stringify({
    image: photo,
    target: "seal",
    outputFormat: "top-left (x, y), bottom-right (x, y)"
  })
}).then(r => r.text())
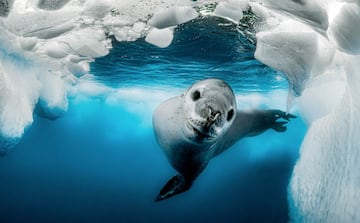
top-left (152, 79), bottom-right (295, 201)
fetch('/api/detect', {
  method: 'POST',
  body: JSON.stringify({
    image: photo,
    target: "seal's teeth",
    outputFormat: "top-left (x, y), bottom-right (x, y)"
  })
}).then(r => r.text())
top-left (208, 107), bottom-right (212, 117)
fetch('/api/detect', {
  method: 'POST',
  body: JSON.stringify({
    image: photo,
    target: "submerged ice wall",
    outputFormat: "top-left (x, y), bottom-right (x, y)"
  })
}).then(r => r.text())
top-left (289, 56), bottom-right (360, 222)
top-left (251, 0), bottom-right (360, 222)
top-left (0, 0), bottom-right (360, 221)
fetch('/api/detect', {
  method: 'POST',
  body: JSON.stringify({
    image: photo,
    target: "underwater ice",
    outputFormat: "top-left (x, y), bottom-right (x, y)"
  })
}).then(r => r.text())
top-left (253, 1), bottom-right (360, 222)
top-left (0, 0), bottom-right (360, 221)
top-left (213, 0), bottom-right (249, 23)
top-left (37, 0), bottom-right (71, 10)
top-left (329, 4), bottom-right (360, 54)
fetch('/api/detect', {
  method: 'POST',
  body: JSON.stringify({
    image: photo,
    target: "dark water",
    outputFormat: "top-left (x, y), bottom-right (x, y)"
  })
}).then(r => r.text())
top-left (0, 17), bottom-right (306, 223)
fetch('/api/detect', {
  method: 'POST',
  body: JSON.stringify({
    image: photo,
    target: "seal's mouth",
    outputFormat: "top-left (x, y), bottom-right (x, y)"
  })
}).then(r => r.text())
top-left (186, 121), bottom-right (214, 141)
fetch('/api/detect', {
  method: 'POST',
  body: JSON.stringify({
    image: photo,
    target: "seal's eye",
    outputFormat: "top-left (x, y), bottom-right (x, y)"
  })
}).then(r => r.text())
top-left (227, 109), bottom-right (234, 121)
top-left (191, 90), bottom-right (201, 101)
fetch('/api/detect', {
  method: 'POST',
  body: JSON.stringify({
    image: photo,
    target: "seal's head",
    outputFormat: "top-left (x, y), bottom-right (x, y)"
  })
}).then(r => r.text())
top-left (182, 79), bottom-right (237, 143)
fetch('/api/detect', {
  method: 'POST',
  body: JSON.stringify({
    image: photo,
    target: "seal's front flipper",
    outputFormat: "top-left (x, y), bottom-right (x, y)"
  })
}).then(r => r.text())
top-left (265, 110), bottom-right (296, 133)
top-left (155, 174), bottom-right (192, 202)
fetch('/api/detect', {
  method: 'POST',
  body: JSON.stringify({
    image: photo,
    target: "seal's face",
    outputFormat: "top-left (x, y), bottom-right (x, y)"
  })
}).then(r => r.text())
top-left (182, 79), bottom-right (237, 144)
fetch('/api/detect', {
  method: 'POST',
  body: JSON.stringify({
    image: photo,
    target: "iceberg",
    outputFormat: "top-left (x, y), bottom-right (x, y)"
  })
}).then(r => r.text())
top-left (253, 1), bottom-right (360, 222)
top-left (37, 0), bottom-right (71, 10)
top-left (260, 0), bottom-right (329, 33)
top-left (0, 0), bottom-right (359, 221)
top-left (213, 0), bottom-right (249, 23)
top-left (289, 55), bottom-right (360, 222)
top-left (145, 27), bottom-right (174, 48)
top-left (255, 31), bottom-right (318, 107)
top-left (148, 6), bottom-right (199, 29)
top-left (0, 43), bottom-right (40, 151)
top-left (0, 0), bottom-right (14, 17)
top-left (329, 4), bottom-right (360, 54)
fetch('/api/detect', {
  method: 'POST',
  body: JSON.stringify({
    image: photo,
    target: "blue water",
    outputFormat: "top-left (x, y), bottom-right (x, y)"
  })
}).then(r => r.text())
top-left (0, 17), bottom-right (306, 223)
top-left (91, 17), bottom-right (285, 91)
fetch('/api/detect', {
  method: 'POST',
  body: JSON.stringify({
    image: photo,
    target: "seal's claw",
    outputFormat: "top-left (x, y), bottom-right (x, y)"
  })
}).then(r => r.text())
top-left (272, 121), bottom-right (288, 132)
top-left (272, 110), bottom-right (296, 121)
top-left (286, 113), bottom-right (297, 120)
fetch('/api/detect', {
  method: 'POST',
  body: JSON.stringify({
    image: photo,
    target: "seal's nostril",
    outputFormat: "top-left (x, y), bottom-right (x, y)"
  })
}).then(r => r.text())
top-left (213, 112), bottom-right (220, 120)
top-left (208, 107), bottom-right (220, 122)
top-left (210, 113), bottom-right (219, 121)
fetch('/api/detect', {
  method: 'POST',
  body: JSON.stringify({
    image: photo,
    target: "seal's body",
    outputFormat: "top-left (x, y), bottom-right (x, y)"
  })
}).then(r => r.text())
top-left (153, 79), bottom-right (294, 201)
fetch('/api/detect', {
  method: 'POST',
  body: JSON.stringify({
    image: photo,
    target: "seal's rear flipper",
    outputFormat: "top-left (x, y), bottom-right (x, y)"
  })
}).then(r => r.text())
top-left (155, 174), bottom-right (192, 201)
